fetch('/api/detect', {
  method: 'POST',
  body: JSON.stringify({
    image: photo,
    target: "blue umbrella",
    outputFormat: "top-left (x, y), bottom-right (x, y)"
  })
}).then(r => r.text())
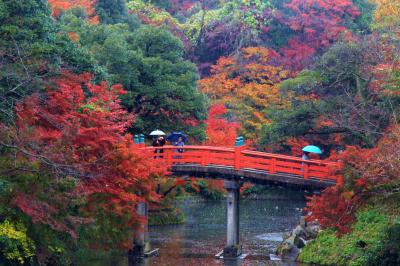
top-left (167, 132), bottom-right (187, 143)
top-left (302, 145), bottom-right (322, 154)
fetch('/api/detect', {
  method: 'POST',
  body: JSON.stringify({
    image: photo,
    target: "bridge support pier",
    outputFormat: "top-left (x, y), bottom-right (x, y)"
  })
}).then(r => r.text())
top-left (223, 180), bottom-right (242, 258)
top-left (129, 201), bottom-right (157, 258)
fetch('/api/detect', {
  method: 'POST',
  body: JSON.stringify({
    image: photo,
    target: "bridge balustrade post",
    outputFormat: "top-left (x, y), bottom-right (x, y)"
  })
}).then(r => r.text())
top-left (270, 158), bottom-right (276, 174)
top-left (165, 148), bottom-right (172, 166)
top-left (223, 180), bottom-right (242, 258)
top-left (303, 163), bottom-right (309, 179)
top-left (201, 150), bottom-right (210, 166)
top-left (234, 147), bottom-right (242, 170)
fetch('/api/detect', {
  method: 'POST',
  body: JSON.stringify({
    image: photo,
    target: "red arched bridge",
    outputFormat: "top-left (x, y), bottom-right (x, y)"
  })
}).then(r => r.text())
top-left (141, 145), bottom-right (341, 189)
top-left (131, 144), bottom-right (342, 259)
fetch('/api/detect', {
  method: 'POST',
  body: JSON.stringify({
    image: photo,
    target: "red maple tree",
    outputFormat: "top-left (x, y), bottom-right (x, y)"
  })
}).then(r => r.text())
top-left (11, 71), bottom-right (164, 244)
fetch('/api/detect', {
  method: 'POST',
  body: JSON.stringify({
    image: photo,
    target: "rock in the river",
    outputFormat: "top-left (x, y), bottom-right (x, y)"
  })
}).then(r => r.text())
top-left (293, 225), bottom-right (307, 239)
top-left (299, 216), bottom-right (306, 227)
top-left (276, 236), bottom-right (295, 256)
top-left (304, 222), bottom-right (320, 239)
top-left (275, 216), bottom-right (321, 260)
top-left (294, 236), bottom-right (306, 249)
top-left (282, 231), bottom-right (291, 240)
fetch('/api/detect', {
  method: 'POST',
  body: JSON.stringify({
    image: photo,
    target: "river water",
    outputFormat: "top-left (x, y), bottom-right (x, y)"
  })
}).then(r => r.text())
top-left (85, 188), bottom-right (307, 266)
top-left (146, 188), bottom-right (306, 266)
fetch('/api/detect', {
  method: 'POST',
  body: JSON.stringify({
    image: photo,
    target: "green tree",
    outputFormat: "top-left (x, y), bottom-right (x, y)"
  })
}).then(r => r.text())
top-left (58, 13), bottom-right (208, 139)
top-left (124, 26), bottom-right (208, 139)
top-left (0, 0), bottom-right (55, 122)
top-left (0, 0), bottom-right (96, 123)
top-left (260, 40), bottom-right (399, 151)
top-left (96, 0), bottom-right (140, 30)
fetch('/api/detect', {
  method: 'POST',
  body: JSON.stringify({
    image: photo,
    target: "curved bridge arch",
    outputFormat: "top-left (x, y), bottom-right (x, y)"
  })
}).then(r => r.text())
top-left (133, 144), bottom-right (341, 259)
top-left (141, 145), bottom-right (341, 189)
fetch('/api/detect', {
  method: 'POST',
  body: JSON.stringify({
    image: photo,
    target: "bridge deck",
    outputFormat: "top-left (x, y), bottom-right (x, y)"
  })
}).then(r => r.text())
top-left (140, 145), bottom-right (341, 189)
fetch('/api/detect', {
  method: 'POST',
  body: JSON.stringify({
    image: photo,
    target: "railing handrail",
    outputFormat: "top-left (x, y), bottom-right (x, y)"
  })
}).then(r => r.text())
top-left (138, 144), bottom-right (340, 183)
top-left (141, 145), bottom-right (338, 167)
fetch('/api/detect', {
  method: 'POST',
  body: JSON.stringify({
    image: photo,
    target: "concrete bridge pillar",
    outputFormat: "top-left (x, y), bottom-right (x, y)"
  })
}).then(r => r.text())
top-left (223, 180), bottom-right (242, 258)
top-left (130, 201), bottom-right (152, 257)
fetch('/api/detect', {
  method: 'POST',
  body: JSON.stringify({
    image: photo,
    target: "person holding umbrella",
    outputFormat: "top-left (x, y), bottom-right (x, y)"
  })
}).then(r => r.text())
top-left (150, 130), bottom-right (166, 158)
top-left (301, 145), bottom-right (322, 170)
top-left (175, 136), bottom-right (185, 153)
top-left (302, 145), bottom-right (323, 157)
top-left (167, 132), bottom-right (187, 158)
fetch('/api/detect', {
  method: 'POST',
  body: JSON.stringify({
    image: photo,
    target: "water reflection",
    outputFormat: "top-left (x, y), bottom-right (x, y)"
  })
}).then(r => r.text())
top-left (146, 192), bottom-right (306, 265)
top-left (80, 188), bottom-right (307, 265)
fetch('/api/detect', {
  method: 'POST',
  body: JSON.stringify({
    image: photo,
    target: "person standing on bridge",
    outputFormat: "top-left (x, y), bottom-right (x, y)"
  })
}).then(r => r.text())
top-left (302, 151), bottom-right (310, 161)
top-left (152, 136), bottom-right (166, 158)
top-left (174, 136), bottom-right (185, 154)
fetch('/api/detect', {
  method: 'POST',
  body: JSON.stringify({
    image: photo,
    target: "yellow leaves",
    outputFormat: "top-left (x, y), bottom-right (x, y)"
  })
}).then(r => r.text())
top-left (279, 70), bottom-right (289, 79)
top-left (0, 220), bottom-right (35, 264)
top-left (242, 46), bottom-right (272, 64)
top-left (372, 0), bottom-right (400, 29)
top-left (199, 74), bottom-right (242, 100)
top-left (199, 46), bottom-right (291, 140)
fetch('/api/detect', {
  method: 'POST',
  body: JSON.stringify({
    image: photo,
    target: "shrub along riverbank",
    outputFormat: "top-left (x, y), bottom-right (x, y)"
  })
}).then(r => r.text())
top-left (298, 194), bottom-right (400, 265)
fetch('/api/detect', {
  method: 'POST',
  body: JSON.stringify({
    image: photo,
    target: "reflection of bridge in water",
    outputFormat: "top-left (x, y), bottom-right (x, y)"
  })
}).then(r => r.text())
top-left (131, 144), bottom-right (341, 259)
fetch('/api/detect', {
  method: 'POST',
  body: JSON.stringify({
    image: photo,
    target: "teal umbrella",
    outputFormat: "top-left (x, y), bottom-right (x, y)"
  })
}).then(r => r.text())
top-left (302, 145), bottom-right (322, 154)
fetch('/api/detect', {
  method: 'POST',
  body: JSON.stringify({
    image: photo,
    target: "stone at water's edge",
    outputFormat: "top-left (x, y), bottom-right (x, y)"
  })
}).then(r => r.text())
top-left (275, 216), bottom-right (321, 261)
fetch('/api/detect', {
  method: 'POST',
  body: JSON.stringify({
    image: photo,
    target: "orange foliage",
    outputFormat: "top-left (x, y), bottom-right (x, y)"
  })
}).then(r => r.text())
top-left (48, 0), bottom-right (99, 24)
top-left (67, 31), bottom-right (80, 42)
top-left (372, 0), bottom-right (400, 30)
top-left (199, 47), bottom-right (290, 140)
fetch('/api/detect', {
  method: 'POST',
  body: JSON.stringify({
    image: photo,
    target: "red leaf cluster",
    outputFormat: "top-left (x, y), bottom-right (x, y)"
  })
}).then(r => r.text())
top-left (205, 104), bottom-right (239, 146)
top-left (279, 0), bottom-right (360, 70)
top-left (306, 125), bottom-right (400, 235)
top-left (48, 0), bottom-right (99, 24)
top-left (11, 71), bottom-right (164, 239)
top-left (306, 185), bottom-right (356, 235)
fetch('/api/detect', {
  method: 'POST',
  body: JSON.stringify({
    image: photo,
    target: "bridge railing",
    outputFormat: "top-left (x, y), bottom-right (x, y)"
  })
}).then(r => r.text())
top-left (140, 145), bottom-right (340, 183)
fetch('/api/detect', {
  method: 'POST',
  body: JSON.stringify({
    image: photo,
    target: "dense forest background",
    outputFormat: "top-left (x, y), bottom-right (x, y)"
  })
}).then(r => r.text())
top-left (0, 0), bottom-right (399, 264)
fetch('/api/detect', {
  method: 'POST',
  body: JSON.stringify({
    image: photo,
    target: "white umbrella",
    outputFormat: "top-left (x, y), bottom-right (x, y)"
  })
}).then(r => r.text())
top-left (149, 129), bottom-right (166, 136)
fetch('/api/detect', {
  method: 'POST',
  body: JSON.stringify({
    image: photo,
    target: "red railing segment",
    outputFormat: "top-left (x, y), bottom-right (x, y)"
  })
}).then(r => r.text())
top-left (140, 145), bottom-right (340, 183)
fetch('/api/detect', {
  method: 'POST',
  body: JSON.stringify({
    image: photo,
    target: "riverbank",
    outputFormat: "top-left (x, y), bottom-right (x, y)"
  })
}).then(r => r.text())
top-left (277, 193), bottom-right (400, 265)
top-left (298, 194), bottom-right (400, 265)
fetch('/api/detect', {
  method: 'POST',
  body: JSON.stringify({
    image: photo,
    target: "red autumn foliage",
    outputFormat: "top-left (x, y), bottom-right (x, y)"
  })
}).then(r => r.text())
top-left (203, 104), bottom-right (252, 193)
top-left (286, 137), bottom-right (310, 157)
top-left (48, 0), bottom-right (99, 24)
top-left (306, 185), bottom-right (356, 235)
top-left (167, 0), bottom-right (197, 14)
top-left (306, 125), bottom-right (400, 235)
top-left (279, 0), bottom-right (360, 70)
top-left (205, 104), bottom-right (239, 146)
top-left (12, 193), bottom-right (80, 238)
top-left (12, 71), bottom-right (164, 240)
